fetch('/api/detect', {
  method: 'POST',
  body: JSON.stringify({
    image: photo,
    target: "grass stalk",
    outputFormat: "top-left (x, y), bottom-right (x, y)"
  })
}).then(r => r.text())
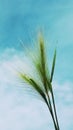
top-left (19, 33), bottom-right (60, 130)
top-left (51, 87), bottom-right (60, 130)
top-left (46, 93), bottom-right (58, 130)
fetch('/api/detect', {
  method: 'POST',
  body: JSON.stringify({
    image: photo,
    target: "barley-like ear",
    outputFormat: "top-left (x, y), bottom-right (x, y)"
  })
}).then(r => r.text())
top-left (19, 72), bottom-right (48, 104)
top-left (39, 34), bottom-right (48, 92)
top-left (50, 49), bottom-right (56, 82)
top-left (30, 79), bottom-right (48, 104)
top-left (19, 73), bottom-right (31, 84)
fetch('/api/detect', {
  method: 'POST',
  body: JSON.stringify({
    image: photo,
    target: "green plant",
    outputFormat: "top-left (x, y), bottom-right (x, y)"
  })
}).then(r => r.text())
top-left (19, 34), bottom-right (60, 130)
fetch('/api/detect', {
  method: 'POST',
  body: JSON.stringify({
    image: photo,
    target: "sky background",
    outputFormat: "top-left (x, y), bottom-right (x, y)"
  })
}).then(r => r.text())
top-left (0, 0), bottom-right (73, 130)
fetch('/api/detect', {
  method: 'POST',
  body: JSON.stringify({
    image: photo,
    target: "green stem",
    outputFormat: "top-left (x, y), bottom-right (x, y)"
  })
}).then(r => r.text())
top-left (46, 98), bottom-right (58, 130)
top-left (46, 80), bottom-right (59, 130)
top-left (51, 87), bottom-right (60, 130)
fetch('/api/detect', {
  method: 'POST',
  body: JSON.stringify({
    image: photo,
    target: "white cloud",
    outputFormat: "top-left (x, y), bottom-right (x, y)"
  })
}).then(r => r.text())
top-left (0, 48), bottom-right (73, 130)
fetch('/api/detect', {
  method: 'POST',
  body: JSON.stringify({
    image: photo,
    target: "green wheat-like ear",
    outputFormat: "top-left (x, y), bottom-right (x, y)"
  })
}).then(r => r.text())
top-left (50, 49), bottom-right (56, 82)
top-left (32, 34), bottom-right (51, 92)
top-left (19, 73), bottom-right (48, 104)
top-left (38, 34), bottom-right (48, 92)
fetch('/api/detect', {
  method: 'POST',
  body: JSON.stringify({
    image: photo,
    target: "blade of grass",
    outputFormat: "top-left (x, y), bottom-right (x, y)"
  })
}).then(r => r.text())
top-left (50, 49), bottom-right (56, 82)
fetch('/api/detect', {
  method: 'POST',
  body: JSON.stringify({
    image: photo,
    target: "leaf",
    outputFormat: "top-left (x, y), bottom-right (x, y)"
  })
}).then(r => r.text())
top-left (50, 49), bottom-right (56, 82)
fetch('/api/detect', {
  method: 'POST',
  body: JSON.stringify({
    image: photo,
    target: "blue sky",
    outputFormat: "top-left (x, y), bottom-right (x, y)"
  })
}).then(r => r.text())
top-left (0, 0), bottom-right (73, 130)
top-left (0, 0), bottom-right (73, 82)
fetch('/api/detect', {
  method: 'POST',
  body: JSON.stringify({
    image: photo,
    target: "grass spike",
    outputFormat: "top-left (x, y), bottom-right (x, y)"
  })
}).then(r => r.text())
top-left (19, 72), bottom-right (48, 105)
top-left (39, 34), bottom-right (48, 92)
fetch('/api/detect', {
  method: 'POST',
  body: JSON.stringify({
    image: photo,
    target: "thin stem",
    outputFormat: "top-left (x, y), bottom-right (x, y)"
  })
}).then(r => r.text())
top-left (46, 90), bottom-right (58, 130)
top-left (51, 87), bottom-right (60, 130)
top-left (46, 80), bottom-right (59, 130)
top-left (46, 99), bottom-right (58, 130)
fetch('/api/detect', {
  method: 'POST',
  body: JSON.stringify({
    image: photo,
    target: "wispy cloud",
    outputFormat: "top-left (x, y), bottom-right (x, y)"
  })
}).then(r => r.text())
top-left (0, 48), bottom-right (73, 130)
